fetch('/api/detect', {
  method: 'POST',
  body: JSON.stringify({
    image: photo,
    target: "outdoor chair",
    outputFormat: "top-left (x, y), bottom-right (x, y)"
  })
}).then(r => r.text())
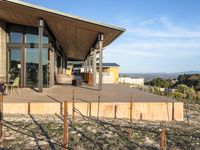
top-left (5, 77), bottom-right (20, 95)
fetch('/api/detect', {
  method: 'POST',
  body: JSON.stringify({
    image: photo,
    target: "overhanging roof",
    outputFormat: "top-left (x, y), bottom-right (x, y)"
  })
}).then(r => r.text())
top-left (103, 63), bottom-right (120, 67)
top-left (0, 0), bottom-right (125, 60)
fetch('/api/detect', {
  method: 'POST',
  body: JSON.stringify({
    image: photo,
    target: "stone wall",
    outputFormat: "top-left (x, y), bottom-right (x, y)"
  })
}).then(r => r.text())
top-left (0, 20), bottom-right (7, 80)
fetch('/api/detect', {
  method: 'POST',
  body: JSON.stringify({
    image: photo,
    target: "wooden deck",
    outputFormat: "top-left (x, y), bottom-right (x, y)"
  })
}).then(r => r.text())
top-left (4, 84), bottom-right (176, 103)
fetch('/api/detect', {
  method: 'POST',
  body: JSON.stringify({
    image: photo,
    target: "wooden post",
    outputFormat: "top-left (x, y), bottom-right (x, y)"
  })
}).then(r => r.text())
top-left (89, 102), bottom-right (91, 117)
top-left (172, 102), bottom-right (175, 121)
top-left (186, 98), bottom-right (189, 125)
top-left (114, 105), bottom-right (117, 119)
top-left (161, 126), bottom-right (166, 150)
top-left (97, 96), bottom-right (100, 120)
top-left (60, 103), bottom-right (63, 115)
top-left (130, 95), bottom-right (133, 123)
top-left (28, 102), bottom-right (30, 115)
top-left (72, 90), bottom-right (75, 124)
top-left (0, 94), bottom-right (3, 142)
top-left (140, 113), bottom-right (143, 120)
top-left (62, 101), bottom-right (68, 150)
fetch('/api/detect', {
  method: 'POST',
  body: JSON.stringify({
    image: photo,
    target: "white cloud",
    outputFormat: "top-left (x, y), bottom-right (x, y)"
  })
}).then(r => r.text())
top-left (108, 16), bottom-right (200, 52)
top-left (126, 17), bottom-right (200, 38)
top-left (104, 17), bottom-right (200, 72)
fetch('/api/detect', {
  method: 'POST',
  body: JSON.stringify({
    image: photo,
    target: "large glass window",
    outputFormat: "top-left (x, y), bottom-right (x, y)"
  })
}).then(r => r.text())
top-left (9, 32), bottom-right (22, 43)
top-left (7, 24), bottom-right (50, 88)
top-left (26, 48), bottom-right (49, 87)
top-left (8, 49), bottom-right (21, 82)
top-left (43, 48), bottom-right (49, 85)
top-left (26, 33), bottom-right (49, 44)
top-left (26, 48), bottom-right (39, 87)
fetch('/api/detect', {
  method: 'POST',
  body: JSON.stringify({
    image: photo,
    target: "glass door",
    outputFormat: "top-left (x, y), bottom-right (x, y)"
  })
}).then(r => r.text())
top-left (8, 48), bottom-right (21, 83)
top-left (26, 48), bottom-right (39, 87)
top-left (25, 48), bottom-right (49, 87)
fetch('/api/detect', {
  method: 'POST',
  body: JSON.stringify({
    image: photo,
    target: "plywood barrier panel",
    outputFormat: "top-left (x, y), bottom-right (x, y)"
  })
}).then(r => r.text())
top-left (30, 103), bottom-right (61, 114)
top-left (131, 102), bottom-right (183, 121)
top-left (3, 103), bottom-right (28, 114)
top-left (99, 103), bottom-right (115, 118)
top-left (73, 103), bottom-right (89, 116)
top-left (3, 102), bottom-right (184, 121)
top-left (116, 103), bottom-right (130, 118)
top-left (174, 102), bottom-right (184, 121)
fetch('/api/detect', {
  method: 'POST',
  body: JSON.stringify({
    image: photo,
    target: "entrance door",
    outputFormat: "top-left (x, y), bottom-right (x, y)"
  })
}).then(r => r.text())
top-left (25, 48), bottom-right (49, 87)
top-left (8, 48), bottom-right (21, 84)
top-left (26, 48), bottom-right (39, 87)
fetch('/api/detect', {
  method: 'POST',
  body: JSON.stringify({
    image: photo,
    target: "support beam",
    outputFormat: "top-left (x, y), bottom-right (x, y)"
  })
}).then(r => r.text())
top-left (84, 61), bottom-right (87, 73)
top-left (0, 20), bottom-right (6, 82)
top-left (60, 57), bottom-right (63, 74)
top-left (98, 34), bottom-right (103, 91)
top-left (93, 49), bottom-right (97, 88)
top-left (85, 58), bottom-right (89, 73)
top-left (62, 57), bottom-right (66, 74)
top-left (49, 48), bottom-right (55, 86)
top-left (38, 19), bottom-right (44, 92)
top-left (88, 56), bottom-right (91, 73)
top-left (0, 94), bottom-right (3, 142)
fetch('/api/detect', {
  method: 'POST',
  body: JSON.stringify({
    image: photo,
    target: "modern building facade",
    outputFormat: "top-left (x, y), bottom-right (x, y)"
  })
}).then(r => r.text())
top-left (101, 63), bottom-right (120, 84)
top-left (66, 62), bottom-right (120, 84)
top-left (0, 0), bottom-right (125, 92)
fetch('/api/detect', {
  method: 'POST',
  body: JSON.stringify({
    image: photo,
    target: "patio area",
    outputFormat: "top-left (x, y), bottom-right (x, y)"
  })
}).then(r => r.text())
top-left (3, 84), bottom-right (176, 103)
top-left (1, 84), bottom-right (184, 121)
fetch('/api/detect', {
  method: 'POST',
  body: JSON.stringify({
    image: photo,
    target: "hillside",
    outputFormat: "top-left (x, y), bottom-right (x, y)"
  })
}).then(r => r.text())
top-left (121, 71), bottom-right (200, 82)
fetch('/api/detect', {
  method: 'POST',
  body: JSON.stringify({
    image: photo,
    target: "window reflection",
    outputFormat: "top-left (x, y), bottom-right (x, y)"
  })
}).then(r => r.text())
top-left (9, 32), bottom-right (22, 43)
top-left (8, 25), bottom-right (50, 88)
top-left (26, 48), bottom-right (49, 87)
top-left (26, 48), bottom-right (39, 87)
top-left (8, 49), bottom-right (21, 82)
top-left (26, 33), bottom-right (48, 44)
top-left (43, 48), bottom-right (48, 85)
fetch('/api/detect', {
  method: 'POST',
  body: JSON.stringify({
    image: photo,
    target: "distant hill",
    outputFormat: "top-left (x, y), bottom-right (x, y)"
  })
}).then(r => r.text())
top-left (120, 71), bottom-right (200, 82)
top-left (181, 71), bottom-right (200, 74)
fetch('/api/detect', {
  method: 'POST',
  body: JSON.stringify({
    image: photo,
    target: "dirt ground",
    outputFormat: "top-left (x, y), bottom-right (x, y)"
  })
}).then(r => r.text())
top-left (0, 103), bottom-right (200, 150)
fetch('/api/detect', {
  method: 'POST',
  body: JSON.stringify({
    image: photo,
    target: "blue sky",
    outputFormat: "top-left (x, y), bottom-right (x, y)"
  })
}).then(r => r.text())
top-left (25, 0), bottom-right (200, 73)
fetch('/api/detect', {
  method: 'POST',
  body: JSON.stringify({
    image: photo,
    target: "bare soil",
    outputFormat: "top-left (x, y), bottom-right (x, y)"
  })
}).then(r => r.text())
top-left (0, 103), bottom-right (200, 150)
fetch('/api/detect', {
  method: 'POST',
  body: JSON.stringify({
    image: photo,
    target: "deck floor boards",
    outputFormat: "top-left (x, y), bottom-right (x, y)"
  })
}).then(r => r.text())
top-left (4, 84), bottom-right (175, 103)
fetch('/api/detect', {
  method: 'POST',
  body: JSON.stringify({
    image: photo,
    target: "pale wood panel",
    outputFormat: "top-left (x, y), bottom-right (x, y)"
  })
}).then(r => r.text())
top-left (3, 102), bottom-right (184, 121)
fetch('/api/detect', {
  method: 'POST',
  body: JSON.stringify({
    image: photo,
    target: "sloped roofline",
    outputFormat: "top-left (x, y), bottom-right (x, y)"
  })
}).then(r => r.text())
top-left (6, 0), bottom-right (126, 32)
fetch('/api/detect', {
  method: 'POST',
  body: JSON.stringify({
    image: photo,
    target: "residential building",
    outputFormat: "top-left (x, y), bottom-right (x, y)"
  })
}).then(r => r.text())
top-left (0, 0), bottom-right (125, 92)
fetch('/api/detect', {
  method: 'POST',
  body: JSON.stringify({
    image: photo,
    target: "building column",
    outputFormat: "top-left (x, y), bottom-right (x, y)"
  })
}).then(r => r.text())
top-left (88, 56), bottom-right (91, 73)
top-left (0, 20), bottom-right (7, 82)
top-left (49, 48), bottom-right (55, 86)
top-left (85, 59), bottom-right (88, 73)
top-left (60, 57), bottom-right (63, 74)
top-left (98, 34), bottom-right (103, 91)
top-left (38, 19), bottom-right (44, 92)
top-left (62, 56), bottom-right (66, 74)
top-left (93, 49), bottom-right (97, 88)
top-left (84, 60), bottom-right (87, 73)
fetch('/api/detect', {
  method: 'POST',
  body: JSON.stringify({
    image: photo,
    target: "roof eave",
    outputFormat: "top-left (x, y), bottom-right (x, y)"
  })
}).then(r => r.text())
top-left (5, 0), bottom-right (126, 32)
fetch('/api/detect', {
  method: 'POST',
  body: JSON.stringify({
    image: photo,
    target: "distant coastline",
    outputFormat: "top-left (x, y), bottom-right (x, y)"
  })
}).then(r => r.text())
top-left (120, 71), bottom-right (200, 82)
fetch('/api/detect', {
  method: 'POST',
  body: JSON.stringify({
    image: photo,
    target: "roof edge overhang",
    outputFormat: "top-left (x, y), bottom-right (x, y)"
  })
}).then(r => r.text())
top-left (2, 0), bottom-right (125, 60)
top-left (5, 0), bottom-right (126, 33)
